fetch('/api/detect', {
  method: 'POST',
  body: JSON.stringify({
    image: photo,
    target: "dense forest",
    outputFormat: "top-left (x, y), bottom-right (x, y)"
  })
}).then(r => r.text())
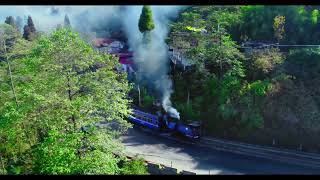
top-left (1, 5), bottom-right (320, 175)
top-left (135, 5), bottom-right (320, 152)
top-left (164, 6), bottom-right (320, 151)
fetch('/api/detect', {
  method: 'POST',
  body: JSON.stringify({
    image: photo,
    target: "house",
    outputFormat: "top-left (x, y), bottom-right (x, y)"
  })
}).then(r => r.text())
top-left (115, 51), bottom-right (135, 76)
top-left (167, 45), bottom-right (194, 71)
top-left (92, 38), bottom-right (125, 54)
top-left (92, 37), bottom-right (135, 78)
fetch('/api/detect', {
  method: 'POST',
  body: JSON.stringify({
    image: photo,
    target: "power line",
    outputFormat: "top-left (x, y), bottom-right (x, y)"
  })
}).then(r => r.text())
top-left (240, 43), bottom-right (320, 49)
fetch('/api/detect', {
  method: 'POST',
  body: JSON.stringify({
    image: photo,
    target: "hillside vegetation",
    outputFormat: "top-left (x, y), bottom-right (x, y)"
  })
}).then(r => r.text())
top-left (0, 25), bottom-right (147, 174)
top-left (165, 6), bottom-right (320, 152)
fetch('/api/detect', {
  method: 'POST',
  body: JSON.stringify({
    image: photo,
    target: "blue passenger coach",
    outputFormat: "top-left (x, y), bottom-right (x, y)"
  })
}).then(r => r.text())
top-left (128, 109), bottom-right (201, 139)
top-left (128, 109), bottom-right (160, 130)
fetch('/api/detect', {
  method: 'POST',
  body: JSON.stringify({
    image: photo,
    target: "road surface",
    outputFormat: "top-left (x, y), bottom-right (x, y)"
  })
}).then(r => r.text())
top-left (120, 127), bottom-right (320, 175)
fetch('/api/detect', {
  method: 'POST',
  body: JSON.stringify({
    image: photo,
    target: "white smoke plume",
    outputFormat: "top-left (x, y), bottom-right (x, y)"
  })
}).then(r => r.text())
top-left (120, 6), bottom-right (186, 119)
top-left (0, 5), bottom-right (186, 119)
top-left (0, 6), bottom-right (122, 36)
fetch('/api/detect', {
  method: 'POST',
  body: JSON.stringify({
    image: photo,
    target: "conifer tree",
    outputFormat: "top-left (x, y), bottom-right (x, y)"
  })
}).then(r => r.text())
top-left (23, 25), bottom-right (32, 41)
top-left (4, 16), bottom-right (16, 28)
top-left (23, 16), bottom-right (36, 41)
top-left (138, 6), bottom-right (155, 33)
top-left (138, 6), bottom-right (155, 45)
top-left (64, 14), bottom-right (71, 28)
top-left (27, 16), bottom-right (36, 33)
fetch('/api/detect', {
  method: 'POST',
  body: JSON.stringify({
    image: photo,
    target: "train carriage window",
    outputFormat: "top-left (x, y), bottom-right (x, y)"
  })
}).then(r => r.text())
top-left (133, 112), bottom-right (158, 124)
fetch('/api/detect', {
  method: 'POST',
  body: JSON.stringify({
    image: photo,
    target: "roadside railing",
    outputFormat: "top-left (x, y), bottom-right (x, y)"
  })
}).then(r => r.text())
top-left (137, 127), bottom-right (320, 169)
top-left (198, 137), bottom-right (320, 169)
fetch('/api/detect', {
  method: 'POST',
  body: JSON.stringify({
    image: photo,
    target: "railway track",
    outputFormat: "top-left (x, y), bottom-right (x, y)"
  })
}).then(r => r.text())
top-left (135, 126), bottom-right (320, 170)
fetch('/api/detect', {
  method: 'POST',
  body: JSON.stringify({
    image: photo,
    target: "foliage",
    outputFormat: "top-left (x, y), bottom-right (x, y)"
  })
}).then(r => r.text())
top-left (311, 9), bottom-right (319, 24)
top-left (142, 88), bottom-right (155, 109)
top-left (273, 15), bottom-right (286, 42)
top-left (138, 6), bottom-right (155, 33)
top-left (244, 80), bottom-right (273, 97)
top-left (247, 48), bottom-right (284, 80)
top-left (235, 6), bottom-right (320, 44)
top-left (23, 16), bottom-right (36, 41)
top-left (168, 6), bottom-right (320, 149)
top-left (168, 6), bottom-right (276, 138)
top-left (4, 16), bottom-right (16, 28)
top-left (0, 27), bottom-right (134, 174)
top-left (120, 158), bottom-right (149, 175)
top-left (27, 16), bottom-right (36, 33)
top-left (0, 24), bottom-right (21, 55)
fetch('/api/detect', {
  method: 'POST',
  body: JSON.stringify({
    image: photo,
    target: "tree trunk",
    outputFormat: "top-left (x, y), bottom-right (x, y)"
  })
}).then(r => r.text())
top-left (218, 23), bottom-right (223, 76)
top-left (3, 41), bottom-right (18, 107)
top-left (138, 84), bottom-right (141, 107)
top-left (66, 72), bottom-right (76, 130)
top-left (3, 42), bottom-right (35, 147)
top-left (187, 89), bottom-right (190, 106)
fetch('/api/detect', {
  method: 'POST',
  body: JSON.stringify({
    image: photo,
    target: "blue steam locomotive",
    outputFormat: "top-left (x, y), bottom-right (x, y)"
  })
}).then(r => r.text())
top-left (128, 109), bottom-right (201, 139)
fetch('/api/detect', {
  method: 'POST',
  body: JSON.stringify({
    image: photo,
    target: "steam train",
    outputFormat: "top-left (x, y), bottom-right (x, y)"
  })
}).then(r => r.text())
top-left (128, 109), bottom-right (201, 139)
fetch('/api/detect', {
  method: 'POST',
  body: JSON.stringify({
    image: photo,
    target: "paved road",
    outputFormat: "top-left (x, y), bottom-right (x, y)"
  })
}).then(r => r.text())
top-left (120, 127), bottom-right (320, 175)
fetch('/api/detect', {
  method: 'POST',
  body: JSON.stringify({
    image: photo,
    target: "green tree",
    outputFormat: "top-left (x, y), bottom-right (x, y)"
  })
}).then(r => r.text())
top-left (23, 16), bottom-right (36, 41)
top-left (247, 48), bottom-right (284, 80)
top-left (138, 6), bottom-right (155, 44)
top-left (4, 16), bottom-right (16, 28)
top-left (120, 158), bottom-right (149, 175)
top-left (273, 15), bottom-right (285, 42)
top-left (0, 28), bottom-right (134, 174)
top-left (168, 6), bottom-right (270, 137)
top-left (311, 9), bottom-right (319, 24)
top-left (138, 6), bottom-right (155, 33)
top-left (27, 16), bottom-right (36, 33)
top-left (23, 25), bottom-right (36, 41)
top-left (0, 24), bottom-right (33, 174)
top-left (0, 24), bottom-right (21, 106)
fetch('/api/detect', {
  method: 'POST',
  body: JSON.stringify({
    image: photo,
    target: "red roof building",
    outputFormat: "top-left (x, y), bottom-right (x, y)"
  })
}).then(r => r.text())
top-left (92, 38), bottom-right (114, 48)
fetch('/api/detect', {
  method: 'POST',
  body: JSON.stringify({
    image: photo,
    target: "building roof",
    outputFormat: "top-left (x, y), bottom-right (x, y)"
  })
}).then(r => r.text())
top-left (92, 38), bottom-right (115, 48)
top-left (119, 56), bottom-right (134, 65)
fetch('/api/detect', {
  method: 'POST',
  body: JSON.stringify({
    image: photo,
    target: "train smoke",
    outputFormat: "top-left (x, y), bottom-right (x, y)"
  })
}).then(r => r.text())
top-left (121, 6), bottom-right (184, 119)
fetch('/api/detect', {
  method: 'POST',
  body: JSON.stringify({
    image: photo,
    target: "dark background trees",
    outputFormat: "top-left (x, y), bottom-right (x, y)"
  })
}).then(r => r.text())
top-left (23, 16), bottom-right (36, 41)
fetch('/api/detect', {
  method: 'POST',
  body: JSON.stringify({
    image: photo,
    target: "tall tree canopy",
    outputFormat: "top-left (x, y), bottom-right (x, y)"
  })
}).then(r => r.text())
top-left (23, 16), bottom-right (37, 41)
top-left (27, 16), bottom-right (36, 33)
top-left (0, 28), bottom-right (148, 174)
top-left (138, 6), bottom-right (155, 33)
top-left (273, 15), bottom-right (286, 42)
top-left (64, 14), bottom-right (71, 28)
top-left (4, 16), bottom-right (16, 28)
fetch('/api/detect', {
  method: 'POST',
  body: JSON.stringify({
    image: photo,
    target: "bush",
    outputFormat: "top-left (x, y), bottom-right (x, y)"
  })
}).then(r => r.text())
top-left (120, 158), bottom-right (149, 175)
top-left (248, 48), bottom-right (284, 80)
top-left (142, 88), bottom-right (155, 109)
